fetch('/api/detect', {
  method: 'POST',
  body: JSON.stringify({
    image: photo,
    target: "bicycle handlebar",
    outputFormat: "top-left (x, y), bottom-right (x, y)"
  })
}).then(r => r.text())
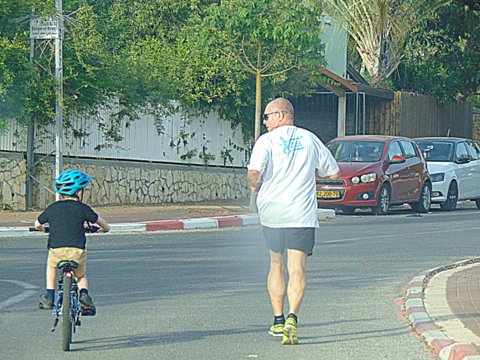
top-left (29, 225), bottom-right (101, 233)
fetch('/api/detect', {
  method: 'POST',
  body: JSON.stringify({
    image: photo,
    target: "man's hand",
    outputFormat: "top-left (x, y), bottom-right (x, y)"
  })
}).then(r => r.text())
top-left (316, 170), bottom-right (340, 180)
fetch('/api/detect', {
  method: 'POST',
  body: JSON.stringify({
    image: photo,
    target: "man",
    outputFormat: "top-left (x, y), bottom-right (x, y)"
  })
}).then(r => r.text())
top-left (247, 97), bottom-right (339, 345)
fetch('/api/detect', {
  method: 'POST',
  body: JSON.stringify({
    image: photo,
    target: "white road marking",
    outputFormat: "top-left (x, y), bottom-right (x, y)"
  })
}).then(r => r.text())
top-left (0, 280), bottom-right (39, 310)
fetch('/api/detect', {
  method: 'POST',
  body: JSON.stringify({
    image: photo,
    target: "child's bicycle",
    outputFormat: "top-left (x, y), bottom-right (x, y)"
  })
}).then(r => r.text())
top-left (30, 224), bottom-right (100, 351)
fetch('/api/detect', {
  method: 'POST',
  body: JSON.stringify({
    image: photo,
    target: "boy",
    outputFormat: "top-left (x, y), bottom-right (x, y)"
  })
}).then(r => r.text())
top-left (35, 169), bottom-right (110, 315)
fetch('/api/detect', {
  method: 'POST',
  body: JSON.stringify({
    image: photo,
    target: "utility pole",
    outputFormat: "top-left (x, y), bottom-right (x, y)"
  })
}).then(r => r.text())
top-left (26, 35), bottom-right (35, 209)
top-left (54, 0), bottom-right (64, 200)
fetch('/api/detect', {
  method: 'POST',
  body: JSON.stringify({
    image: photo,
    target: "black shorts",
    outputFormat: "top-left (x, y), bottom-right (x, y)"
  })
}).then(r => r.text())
top-left (262, 226), bottom-right (315, 255)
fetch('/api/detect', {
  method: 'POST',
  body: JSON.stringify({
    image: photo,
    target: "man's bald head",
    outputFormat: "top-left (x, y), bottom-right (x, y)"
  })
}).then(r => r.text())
top-left (263, 98), bottom-right (295, 131)
top-left (267, 98), bottom-right (294, 119)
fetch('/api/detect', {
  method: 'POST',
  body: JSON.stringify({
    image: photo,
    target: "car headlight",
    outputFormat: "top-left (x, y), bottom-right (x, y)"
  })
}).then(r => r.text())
top-left (351, 173), bottom-right (376, 184)
top-left (430, 173), bottom-right (445, 182)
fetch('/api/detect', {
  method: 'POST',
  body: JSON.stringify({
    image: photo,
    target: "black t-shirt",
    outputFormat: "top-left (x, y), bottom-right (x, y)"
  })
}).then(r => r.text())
top-left (37, 200), bottom-right (99, 249)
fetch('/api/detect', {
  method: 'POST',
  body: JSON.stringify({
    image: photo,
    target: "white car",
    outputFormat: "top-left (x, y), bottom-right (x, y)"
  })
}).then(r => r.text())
top-left (414, 137), bottom-right (480, 210)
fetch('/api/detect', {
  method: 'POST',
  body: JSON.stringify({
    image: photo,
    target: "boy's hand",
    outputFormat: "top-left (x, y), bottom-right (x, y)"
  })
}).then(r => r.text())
top-left (95, 217), bottom-right (110, 233)
top-left (34, 220), bottom-right (46, 232)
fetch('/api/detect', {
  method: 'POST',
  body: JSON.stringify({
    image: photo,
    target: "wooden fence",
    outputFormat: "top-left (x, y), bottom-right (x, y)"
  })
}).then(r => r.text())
top-left (365, 91), bottom-right (473, 139)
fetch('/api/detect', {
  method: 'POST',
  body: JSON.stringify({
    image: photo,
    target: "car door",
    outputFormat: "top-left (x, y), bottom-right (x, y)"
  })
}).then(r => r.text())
top-left (385, 141), bottom-right (410, 203)
top-left (465, 140), bottom-right (480, 198)
top-left (399, 140), bottom-right (423, 201)
top-left (455, 142), bottom-right (474, 198)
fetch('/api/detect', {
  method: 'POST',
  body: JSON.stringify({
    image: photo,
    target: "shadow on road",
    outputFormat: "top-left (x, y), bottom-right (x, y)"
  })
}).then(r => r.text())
top-left (71, 318), bottom-right (406, 351)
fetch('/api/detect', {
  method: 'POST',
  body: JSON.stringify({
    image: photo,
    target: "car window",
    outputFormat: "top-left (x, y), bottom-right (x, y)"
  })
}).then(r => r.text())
top-left (387, 141), bottom-right (403, 161)
top-left (416, 140), bottom-right (454, 161)
top-left (327, 141), bottom-right (385, 163)
top-left (465, 141), bottom-right (480, 160)
top-left (456, 142), bottom-right (469, 161)
top-left (400, 140), bottom-right (418, 159)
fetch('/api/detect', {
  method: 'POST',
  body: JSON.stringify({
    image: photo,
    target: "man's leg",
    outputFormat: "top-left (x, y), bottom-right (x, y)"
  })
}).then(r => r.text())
top-left (281, 249), bottom-right (307, 345)
top-left (286, 249), bottom-right (308, 315)
top-left (267, 250), bottom-right (287, 316)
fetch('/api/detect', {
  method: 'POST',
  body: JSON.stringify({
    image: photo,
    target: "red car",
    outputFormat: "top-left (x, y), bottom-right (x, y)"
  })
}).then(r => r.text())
top-left (317, 135), bottom-right (432, 215)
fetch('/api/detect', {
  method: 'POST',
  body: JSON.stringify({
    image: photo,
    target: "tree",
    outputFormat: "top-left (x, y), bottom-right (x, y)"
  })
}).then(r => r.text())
top-left (0, 0), bottom-right (175, 140)
top-left (323, 0), bottom-right (450, 87)
top-left (392, 1), bottom-right (479, 106)
top-left (177, 0), bottom-right (326, 140)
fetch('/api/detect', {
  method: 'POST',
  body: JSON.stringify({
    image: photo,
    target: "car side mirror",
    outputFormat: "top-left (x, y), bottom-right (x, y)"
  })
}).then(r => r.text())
top-left (456, 156), bottom-right (470, 164)
top-left (389, 155), bottom-right (406, 164)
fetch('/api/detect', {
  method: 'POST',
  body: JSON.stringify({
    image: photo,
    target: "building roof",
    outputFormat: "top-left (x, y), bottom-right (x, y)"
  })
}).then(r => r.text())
top-left (318, 66), bottom-right (394, 100)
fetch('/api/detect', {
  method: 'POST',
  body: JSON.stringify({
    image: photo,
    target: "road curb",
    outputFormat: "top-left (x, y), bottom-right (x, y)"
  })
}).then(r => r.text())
top-left (403, 259), bottom-right (480, 360)
top-left (0, 209), bottom-right (336, 237)
top-left (143, 209), bottom-right (335, 232)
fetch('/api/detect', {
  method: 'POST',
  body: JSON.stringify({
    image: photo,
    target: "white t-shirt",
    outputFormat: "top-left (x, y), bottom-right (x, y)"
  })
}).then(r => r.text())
top-left (248, 125), bottom-right (339, 228)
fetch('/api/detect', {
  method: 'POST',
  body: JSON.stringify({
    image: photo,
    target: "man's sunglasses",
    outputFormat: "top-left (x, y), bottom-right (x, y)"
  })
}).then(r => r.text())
top-left (262, 111), bottom-right (280, 121)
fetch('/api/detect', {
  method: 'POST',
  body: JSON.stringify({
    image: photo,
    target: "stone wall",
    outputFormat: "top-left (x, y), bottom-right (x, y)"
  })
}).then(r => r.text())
top-left (0, 152), bottom-right (27, 210)
top-left (1, 152), bottom-right (249, 211)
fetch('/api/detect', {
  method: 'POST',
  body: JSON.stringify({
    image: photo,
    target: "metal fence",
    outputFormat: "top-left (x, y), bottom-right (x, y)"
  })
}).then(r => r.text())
top-left (0, 105), bottom-right (250, 167)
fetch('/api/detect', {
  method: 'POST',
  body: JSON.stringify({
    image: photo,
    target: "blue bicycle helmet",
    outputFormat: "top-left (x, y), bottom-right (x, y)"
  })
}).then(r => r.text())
top-left (54, 169), bottom-right (92, 196)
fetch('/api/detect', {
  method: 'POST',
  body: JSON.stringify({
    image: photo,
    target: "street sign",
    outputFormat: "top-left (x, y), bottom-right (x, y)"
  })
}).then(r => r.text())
top-left (30, 16), bottom-right (60, 40)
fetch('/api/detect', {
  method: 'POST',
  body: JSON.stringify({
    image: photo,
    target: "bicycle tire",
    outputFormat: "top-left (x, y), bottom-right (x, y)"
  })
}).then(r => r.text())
top-left (61, 273), bottom-right (73, 351)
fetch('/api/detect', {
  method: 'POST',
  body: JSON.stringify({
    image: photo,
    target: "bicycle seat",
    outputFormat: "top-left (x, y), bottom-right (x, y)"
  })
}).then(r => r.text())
top-left (57, 260), bottom-right (79, 270)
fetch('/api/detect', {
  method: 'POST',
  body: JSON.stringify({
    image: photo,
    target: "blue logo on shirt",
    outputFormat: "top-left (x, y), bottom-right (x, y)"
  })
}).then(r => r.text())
top-left (280, 136), bottom-right (304, 154)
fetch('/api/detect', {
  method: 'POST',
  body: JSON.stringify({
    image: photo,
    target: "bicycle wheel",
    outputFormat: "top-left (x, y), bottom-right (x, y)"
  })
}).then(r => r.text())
top-left (61, 273), bottom-right (73, 351)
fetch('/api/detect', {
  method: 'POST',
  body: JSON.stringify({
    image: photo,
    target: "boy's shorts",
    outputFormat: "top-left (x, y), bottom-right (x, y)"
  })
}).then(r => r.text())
top-left (262, 226), bottom-right (315, 255)
top-left (48, 247), bottom-right (87, 278)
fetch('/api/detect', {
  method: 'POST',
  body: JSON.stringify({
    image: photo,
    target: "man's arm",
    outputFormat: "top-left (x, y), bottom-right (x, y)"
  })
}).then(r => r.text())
top-left (248, 169), bottom-right (262, 193)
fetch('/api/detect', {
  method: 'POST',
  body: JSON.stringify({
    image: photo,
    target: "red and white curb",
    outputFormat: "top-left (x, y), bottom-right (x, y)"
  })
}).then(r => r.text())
top-left (404, 259), bottom-right (480, 360)
top-left (142, 210), bottom-right (335, 232)
top-left (0, 209), bottom-right (336, 236)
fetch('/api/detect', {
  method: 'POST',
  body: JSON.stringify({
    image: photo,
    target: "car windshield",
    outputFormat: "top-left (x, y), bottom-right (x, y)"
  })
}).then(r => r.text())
top-left (328, 140), bottom-right (385, 163)
top-left (416, 140), bottom-right (454, 162)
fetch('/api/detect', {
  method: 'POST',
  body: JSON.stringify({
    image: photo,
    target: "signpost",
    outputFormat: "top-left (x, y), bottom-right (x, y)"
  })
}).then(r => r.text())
top-left (29, 16), bottom-right (60, 40)
top-left (29, 1), bottom-right (64, 201)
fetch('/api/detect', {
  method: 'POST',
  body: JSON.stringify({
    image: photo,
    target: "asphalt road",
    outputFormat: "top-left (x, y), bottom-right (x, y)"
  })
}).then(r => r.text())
top-left (1, 204), bottom-right (479, 359)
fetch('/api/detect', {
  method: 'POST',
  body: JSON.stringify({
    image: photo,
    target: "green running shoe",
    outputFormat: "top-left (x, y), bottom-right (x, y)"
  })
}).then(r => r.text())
top-left (282, 317), bottom-right (298, 345)
top-left (268, 323), bottom-right (284, 337)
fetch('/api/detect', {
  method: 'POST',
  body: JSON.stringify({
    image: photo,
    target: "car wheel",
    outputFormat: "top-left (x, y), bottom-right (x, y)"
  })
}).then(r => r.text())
top-left (476, 199), bottom-right (480, 210)
top-left (412, 183), bottom-right (431, 213)
top-left (372, 184), bottom-right (390, 215)
top-left (440, 182), bottom-right (458, 211)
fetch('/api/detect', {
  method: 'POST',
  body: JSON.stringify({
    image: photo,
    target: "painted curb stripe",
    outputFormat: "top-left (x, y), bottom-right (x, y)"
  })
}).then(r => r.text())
top-left (405, 299), bottom-right (423, 308)
top-left (439, 344), bottom-right (480, 360)
top-left (405, 259), bottom-right (480, 359)
top-left (214, 216), bottom-right (244, 227)
top-left (238, 215), bottom-right (260, 225)
top-left (183, 218), bottom-right (218, 229)
top-left (110, 223), bottom-right (146, 232)
top-left (145, 220), bottom-right (184, 231)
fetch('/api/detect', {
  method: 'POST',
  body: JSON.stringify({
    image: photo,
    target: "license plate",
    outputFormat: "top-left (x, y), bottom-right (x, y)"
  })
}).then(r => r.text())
top-left (317, 190), bottom-right (341, 199)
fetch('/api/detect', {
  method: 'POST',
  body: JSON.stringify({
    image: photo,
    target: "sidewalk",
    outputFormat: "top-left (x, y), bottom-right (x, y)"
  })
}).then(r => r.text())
top-left (405, 259), bottom-right (480, 360)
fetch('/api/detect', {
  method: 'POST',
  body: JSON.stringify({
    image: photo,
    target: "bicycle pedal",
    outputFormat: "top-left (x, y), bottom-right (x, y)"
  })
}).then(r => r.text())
top-left (81, 306), bottom-right (96, 316)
